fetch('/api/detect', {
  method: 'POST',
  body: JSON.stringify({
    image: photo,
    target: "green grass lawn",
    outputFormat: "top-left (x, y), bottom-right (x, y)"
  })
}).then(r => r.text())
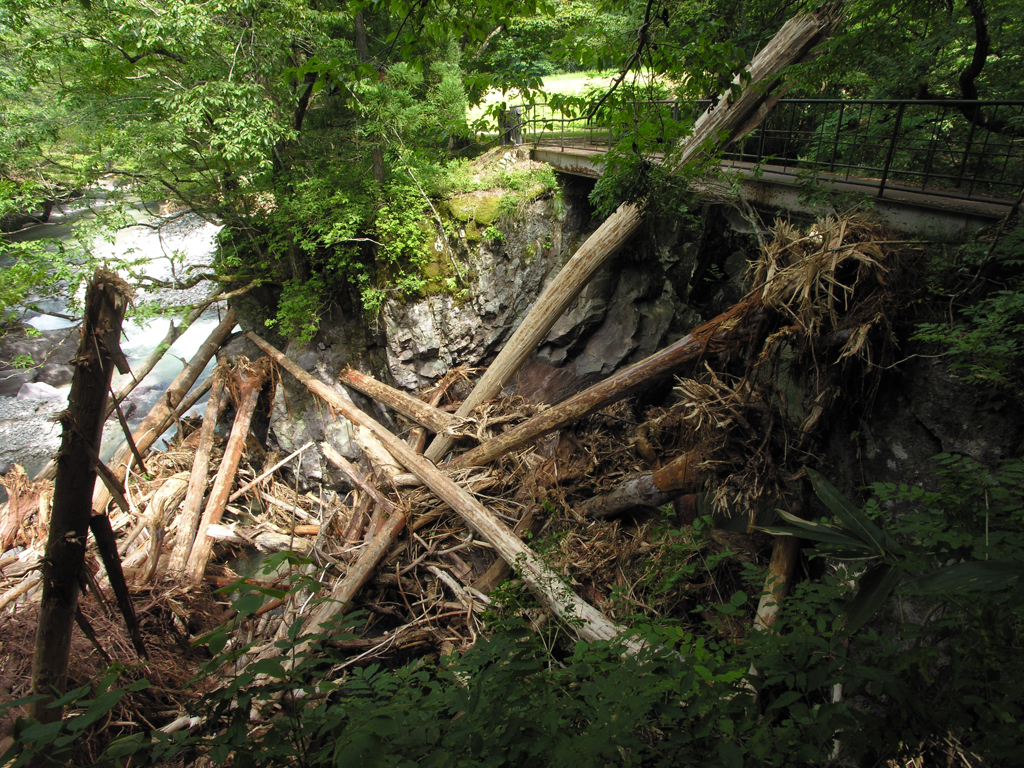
top-left (468, 70), bottom-right (616, 125)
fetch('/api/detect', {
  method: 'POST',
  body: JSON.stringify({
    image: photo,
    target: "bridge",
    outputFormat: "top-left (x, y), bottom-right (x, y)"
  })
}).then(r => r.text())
top-left (508, 99), bottom-right (1024, 236)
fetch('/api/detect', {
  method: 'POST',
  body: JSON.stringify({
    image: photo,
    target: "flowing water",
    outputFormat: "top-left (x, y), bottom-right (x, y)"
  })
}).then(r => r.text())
top-left (0, 196), bottom-right (235, 480)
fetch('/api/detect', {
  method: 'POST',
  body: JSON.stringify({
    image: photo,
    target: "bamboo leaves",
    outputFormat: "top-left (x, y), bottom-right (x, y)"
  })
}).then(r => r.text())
top-left (765, 466), bottom-right (1024, 636)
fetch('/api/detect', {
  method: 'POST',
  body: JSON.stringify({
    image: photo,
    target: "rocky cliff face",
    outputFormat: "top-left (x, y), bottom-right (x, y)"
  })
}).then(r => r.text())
top-left (380, 175), bottom-right (755, 405)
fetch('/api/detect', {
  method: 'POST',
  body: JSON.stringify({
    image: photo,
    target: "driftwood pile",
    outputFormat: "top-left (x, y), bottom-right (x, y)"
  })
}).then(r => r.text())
top-left (1, 211), bottom-right (910, 748)
top-left (0, 2), bottom-right (869, 749)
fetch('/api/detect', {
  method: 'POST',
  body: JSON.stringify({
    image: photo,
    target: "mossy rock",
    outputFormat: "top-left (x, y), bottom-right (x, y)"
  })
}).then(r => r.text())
top-left (448, 192), bottom-right (504, 226)
top-left (464, 221), bottom-right (481, 242)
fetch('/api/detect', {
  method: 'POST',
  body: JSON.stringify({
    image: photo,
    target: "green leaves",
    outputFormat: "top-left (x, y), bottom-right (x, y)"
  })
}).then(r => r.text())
top-left (899, 561), bottom-right (1024, 595)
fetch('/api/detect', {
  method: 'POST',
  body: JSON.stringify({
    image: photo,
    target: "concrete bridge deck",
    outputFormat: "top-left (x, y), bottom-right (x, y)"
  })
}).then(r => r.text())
top-left (531, 143), bottom-right (1014, 238)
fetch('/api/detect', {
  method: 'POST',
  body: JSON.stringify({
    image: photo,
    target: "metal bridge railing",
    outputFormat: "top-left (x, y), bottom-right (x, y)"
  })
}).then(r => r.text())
top-left (507, 99), bottom-right (1024, 204)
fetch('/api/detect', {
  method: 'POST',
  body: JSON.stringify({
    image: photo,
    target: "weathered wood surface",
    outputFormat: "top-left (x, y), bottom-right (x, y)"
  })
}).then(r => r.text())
top-left (339, 368), bottom-right (458, 435)
top-left (184, 360), bottom-right (271, 585)
top-left (248, 332), bottom-right (641, 652)
top-left (169, 367), bottom-right (228, 573)
top-left (31, 270), bottom-right (132, 724)
top-left (454, 300), bottom-right (764, 468)
top-left (228, 441), bottom-right (315, 504)
top-left (583, 450), bottom-right (703, 519)
top-left (92, 308), bottom-right (237, 515)
top-left (302, 443), bottom-right (409, 635)
top-left (424, 4), bottom-right (843, 463)
top-left (753, 536), bottom-right (801, 632)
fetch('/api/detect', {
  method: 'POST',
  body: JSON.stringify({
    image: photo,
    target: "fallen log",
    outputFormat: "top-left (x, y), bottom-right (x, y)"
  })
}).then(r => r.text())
top-left (408, 372), bottom-right (459, 454)
top-left (184, 358), bottom-right (272, 586)
top-left (105, 283), bottom-right (256, 418)
top-left (31, 270), bottom-right (132, 724)
top-left (424, 3), bottom-right (843, 463)
top-left (341, 491), bottom-right (373, 547)
top-left (753, 536), bottom-right (801, 632)
top-left (583, 450), bottom-right (703, 519)
top-left (134, 472), bottom-right (190, 582)
top-left (339, 368), bottom-right (458, 436)
top-left (169, 366), bottom-right (228, 573)
top-left (302, 443), bottom-right (409, 636)
top-left (454, 299), bottom-right (765, 469)
top-left (472, 504), bottom-right (543, 594)
top-left (248, 332), bottom-right (642, 652)
top-left (92, 308), bottom-right (237, 514)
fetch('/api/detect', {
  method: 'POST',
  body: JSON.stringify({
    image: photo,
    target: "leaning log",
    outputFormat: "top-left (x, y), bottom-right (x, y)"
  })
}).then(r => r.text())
top-left (30, 270), bottom-right (132, 724)
top-left (583, 450), bottom-right (703, 519)
top-left (104, 282), bottom-right (256, 422)
top-left (424, 3), bottom-right (844, 463)
top-left (339, 368), bottom-right (458, 435)
top-left (248, 332), bottom-right (642, 652)
top-left (184, 359), bottom-right (272, 585)
top-left (454, 299), bottom-right (765, 468)
top-left (92, 308), bottom-right (237, 515)
top-left (303, 443), bottom-right (409, 635)
top-left (169, 366), bottom-right (228, 573)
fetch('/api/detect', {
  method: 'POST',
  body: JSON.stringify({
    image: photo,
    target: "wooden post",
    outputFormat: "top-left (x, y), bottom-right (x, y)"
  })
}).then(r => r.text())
top-left (30, 270), bottom-right (132, 723)
top-left (424, 3), bottom-right (843, 463)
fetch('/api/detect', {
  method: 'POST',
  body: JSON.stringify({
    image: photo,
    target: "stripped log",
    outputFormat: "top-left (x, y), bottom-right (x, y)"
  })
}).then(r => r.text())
top-left (248, 332), bottom-right (641, 652)
top-left (92, 308), bottom-right (237, 515)
top-left (184, 358), bottom-right (272, 586)
top-left (473, 504), bottom-right (543, 594)
top-left (408, 373), bottom-right (457, 454)
top-left (302, 443), bottom-right (409, 636)
top-left (31, 270), bottom-right (132, 724)
top-left (132, 472), bottom-right (190, 582)
top-left (455, 299), bottom-right (765, 469)
top-left (339, 368), bottom-right (458, 435)
top-left (169, 366), bottom-right (229, 573)
top-left (424, 3), bottom-right (844, 464)
top-left (104, 284), bottom-right (255, 425)
top-left (584, 451), bottom-right (703, 519)
top-left (341, 492), bottom-right (373, 547)
top-left (753, 536), bottom-right (801, 632)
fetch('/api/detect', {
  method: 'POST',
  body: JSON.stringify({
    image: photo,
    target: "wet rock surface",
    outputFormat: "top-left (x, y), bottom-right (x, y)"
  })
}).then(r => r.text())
top-left (0, 326), bottom-right (78, 396)
top-left (826, 357), bottom-right (1024, 497)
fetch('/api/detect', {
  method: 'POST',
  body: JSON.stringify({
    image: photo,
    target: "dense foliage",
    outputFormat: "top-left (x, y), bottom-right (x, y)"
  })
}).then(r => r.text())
top-left (2, 1), bottom-right (1023, 765)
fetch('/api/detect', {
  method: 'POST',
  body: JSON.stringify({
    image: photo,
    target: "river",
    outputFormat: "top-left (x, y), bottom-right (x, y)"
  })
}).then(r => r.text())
top-left (0, 195), bottom-right (234, 479)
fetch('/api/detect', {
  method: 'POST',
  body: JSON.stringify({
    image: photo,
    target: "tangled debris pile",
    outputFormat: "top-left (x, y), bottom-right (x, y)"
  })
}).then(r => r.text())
top-left (0, 212), bottom-right (913, 755)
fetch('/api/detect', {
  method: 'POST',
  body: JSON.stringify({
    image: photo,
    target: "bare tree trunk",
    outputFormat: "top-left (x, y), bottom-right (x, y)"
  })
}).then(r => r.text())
top-left (30, 270), bottom-right (132, 724)
top-left (424, 3), bottom-right (843, 463)
top-left (753, 536), bottom-right (801, 632)
top-left (93, 308), bottom-right (236, 515)
top-left (584, 450), bottom-right (703, 519)
top-left (339, 368), bottom-right (457, 435)
top-left (247, 332), bottom-right (642, 652)
top-left (454, 299), bottom-right (765, 468)
top-left (184, 359), bottom-right (271, 585)
top-left (169, 366), bottom-right (228, 573)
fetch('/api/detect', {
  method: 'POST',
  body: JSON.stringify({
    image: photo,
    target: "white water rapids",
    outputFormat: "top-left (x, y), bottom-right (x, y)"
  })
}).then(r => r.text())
top-left (0, 199), bottom-right (235, 479)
